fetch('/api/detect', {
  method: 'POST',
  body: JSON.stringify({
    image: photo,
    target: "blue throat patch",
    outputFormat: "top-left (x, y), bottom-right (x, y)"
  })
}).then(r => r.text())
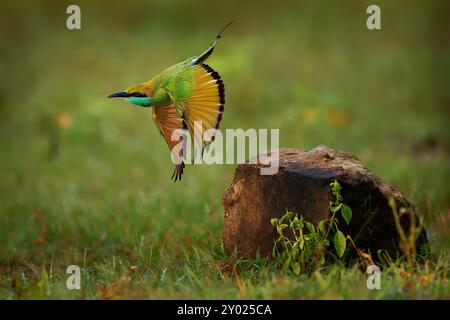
top-left (127, 96), bottom-right (151, 107)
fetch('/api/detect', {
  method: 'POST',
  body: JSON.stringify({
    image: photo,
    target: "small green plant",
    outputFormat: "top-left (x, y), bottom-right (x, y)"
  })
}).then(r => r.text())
top-left (329, 180), bottom-right (353, 257)
top-left (271, 211), bottom-right (327, 274)
top-left (271, 180), bottom-right (353, 275)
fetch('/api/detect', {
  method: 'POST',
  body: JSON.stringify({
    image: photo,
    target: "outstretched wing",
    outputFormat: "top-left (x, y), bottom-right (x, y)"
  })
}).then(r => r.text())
top-left (155, 23), bottom-right (230, 177)
top-left (171, 63), bottom-right (225, 153)
top-left (152, 104), bottom-right (187, 182)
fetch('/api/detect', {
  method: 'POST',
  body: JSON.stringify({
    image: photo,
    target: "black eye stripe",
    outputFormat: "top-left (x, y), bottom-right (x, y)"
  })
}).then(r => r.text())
top-left (132, 92), bottom-right (147, 97)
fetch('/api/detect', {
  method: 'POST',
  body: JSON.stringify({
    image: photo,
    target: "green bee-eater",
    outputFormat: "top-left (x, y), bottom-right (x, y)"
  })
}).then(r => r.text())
top-left (108, 22), bottom-right (232, 181)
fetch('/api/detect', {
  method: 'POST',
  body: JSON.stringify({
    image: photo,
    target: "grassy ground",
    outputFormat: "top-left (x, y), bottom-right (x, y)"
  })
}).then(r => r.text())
top-left (0, 0), bottom-right (449, 299)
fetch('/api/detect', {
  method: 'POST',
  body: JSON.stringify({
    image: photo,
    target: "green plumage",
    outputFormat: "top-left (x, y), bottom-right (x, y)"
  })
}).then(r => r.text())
top-left (108, 22), bottom-right (232, 181)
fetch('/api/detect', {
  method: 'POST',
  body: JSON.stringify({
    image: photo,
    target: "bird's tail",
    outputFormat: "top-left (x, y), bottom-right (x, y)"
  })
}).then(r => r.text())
top-left (192, 21), bottom-right (233, 65)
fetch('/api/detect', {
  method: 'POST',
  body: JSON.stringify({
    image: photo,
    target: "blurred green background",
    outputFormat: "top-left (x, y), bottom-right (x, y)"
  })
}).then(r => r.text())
top-left (0, 0), bottom-right (449, 298)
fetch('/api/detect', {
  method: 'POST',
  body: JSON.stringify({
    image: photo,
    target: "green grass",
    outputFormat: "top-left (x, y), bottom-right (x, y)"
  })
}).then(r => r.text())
top-left (0, 0), bottom-right (449, 299)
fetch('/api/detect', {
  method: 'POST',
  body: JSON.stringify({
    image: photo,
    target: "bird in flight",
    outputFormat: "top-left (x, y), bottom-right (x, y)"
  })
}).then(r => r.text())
top-left (108, 22), bottom-right (232, 181)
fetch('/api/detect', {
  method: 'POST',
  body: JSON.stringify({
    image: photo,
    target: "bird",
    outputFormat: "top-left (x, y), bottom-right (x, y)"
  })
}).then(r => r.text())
top-left (108, 22), bottom-right (232, 182)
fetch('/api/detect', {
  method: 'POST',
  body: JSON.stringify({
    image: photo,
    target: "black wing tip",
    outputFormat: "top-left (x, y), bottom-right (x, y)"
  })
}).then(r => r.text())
top-left (200, 63), bottom-right (225, 130)
top-left (171, 162), bottom-right (185, 182)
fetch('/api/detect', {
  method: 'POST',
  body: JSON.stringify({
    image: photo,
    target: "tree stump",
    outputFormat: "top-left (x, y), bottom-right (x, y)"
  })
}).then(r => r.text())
top-left (222, 146), bottom-right (428, 260)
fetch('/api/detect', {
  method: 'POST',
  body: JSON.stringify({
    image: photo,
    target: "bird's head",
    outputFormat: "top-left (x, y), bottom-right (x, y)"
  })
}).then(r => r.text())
top-left (108, 83), bottom-right (152, 107)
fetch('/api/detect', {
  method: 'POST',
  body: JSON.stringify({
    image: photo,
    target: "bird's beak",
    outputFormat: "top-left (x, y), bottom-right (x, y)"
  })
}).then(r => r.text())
top-left (108, 92), bottom-right (130, 98)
